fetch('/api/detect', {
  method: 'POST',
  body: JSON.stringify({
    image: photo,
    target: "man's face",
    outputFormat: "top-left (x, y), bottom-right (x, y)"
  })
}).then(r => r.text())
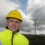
top-left (6, 18), bottom-right (21, 32)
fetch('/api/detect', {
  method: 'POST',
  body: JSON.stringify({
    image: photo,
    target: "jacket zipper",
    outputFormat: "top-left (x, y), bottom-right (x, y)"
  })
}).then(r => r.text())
top-left (11, 30), bottom-right (19, 45)
top-left (11, 32), bottom-right (17, 45)
top-left (11, 32), bottom-right (14, 45)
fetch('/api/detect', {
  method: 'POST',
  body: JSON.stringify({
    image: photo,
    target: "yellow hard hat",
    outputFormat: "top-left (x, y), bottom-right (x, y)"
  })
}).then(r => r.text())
top-left (6, 9), bottom-right (22, 22)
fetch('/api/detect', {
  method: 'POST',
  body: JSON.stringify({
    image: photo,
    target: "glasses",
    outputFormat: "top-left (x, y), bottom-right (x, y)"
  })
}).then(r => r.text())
top-left (8, 20), bottom-right (21, 24)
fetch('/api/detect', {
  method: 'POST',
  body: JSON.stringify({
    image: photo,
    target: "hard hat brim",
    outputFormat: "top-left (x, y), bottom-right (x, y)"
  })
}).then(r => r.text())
top-left (6, 17), bottom-right (22, 22)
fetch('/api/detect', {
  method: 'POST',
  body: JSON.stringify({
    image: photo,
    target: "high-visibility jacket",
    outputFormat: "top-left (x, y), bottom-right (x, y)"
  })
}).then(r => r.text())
top-left (0, 28), bottom-right (29, 45)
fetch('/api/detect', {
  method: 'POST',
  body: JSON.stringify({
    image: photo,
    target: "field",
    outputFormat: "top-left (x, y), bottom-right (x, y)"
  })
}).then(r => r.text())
top-left (24, 34), bottom-right (45, 45)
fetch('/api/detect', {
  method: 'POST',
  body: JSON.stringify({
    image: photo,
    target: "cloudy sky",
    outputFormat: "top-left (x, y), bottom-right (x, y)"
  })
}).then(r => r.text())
top-left (0, 0), bottom-right (45, 35)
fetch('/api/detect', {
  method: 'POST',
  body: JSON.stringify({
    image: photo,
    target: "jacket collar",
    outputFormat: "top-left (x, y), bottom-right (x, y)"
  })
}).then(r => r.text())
top-left (5, 26), bottom-right (19, 35)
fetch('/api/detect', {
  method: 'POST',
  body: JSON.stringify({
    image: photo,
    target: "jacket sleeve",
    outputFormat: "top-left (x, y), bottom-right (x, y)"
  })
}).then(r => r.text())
top-left (0, 34), bottom-right (1, 38)
top-left (23, 38), bottom-right (29, 45)
top-left (0, 32), bottom-right (1, 45)
top-left (26, 39), bottom-right (29, 45)
top-left (0, 40), bottom-right (1, 45)
top-left (0, 32), bottom-right (1, 40)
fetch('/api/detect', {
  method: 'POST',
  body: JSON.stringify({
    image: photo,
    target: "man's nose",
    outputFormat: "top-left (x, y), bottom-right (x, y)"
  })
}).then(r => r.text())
top-left (12, 22), bottom-right (17, 26)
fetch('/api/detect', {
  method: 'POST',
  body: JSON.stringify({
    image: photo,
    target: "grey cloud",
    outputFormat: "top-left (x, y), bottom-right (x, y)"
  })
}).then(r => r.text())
top-left (19, 21), bottom-right (34, 32)
top-left (37, 26), bottom-right (45, 30)
top-left (32, 5), bottom-right (45, 25)
top-left (31, 5), bottom-right (45, 31)
top-left (0, 17), bottom-right (6, 27)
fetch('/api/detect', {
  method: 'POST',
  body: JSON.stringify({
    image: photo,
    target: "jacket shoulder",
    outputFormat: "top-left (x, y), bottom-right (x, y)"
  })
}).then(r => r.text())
top-left (0, 31), bottom-right (5, 37)
top-left (0, 31), bottom-right (5, 34)
top-left (15, 32), bottom-right (29, 45)
top-left (16, 32), bottom-right (29, 42)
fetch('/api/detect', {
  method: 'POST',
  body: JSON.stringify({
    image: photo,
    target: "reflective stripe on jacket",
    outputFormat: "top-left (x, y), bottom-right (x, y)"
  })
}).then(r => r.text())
top-left (0, 28), bottom-right (29, 45)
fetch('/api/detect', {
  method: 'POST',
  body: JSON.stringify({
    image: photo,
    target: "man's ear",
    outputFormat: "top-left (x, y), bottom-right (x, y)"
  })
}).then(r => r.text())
top-left (18, 23), bottom-right (21, 27)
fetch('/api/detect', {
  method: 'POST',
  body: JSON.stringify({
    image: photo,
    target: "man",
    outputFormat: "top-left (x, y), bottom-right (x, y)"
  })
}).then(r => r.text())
top-left (0, 9), bottom-right (29, 45)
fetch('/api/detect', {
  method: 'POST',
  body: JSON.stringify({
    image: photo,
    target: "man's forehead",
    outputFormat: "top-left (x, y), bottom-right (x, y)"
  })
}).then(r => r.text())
top-left (8, 18), bottom-right (19, 20)
top-left (7, 18), bottom-right (21, 22)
